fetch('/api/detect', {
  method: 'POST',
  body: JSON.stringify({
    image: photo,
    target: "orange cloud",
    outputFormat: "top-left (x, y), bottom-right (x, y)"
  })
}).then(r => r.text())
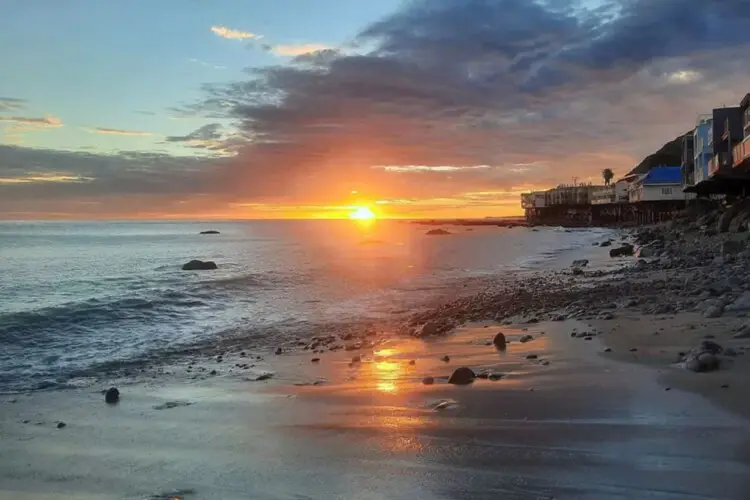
top-left (210, 25), bottom-right (261, 41)
top-left (87, 127), bottom-right (152, 136)
top-left (0, 115), bottom-right (62, 128)
top-left (271, 43), bottom-right (331, 56)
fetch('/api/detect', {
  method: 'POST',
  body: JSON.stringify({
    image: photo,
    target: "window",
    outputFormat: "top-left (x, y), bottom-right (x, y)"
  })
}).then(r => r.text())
top-left (661, 187), bottom-right (673, 195)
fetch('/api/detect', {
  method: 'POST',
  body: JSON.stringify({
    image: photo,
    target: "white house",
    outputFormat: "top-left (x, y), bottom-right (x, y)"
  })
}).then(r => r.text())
top-left (628, 167), bottom-right (695, 202)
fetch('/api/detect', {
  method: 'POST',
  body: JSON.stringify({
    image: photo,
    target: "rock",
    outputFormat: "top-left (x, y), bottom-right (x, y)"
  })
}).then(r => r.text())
top-left (519, 334), bottom-right (533, 343)
top-left (254, 372), bottom-right (274, 381)
top-left (600, 240), bottom-right (612, 247)
top-left (525, 354), bottom-right (538, 360)
top-left (311, 358), bottom-right (320, 363)
top-left (422, 376), bottom-right (435, 385)
top-left (635, 244), bottom-right (659, 258)
top-left (415, 320), bottom-right (448, 338)
top-left (448, 367), bottom-right (476, 385)
top-left (609, 245), bottom-right (634, 258)
top-left (572, 267), bottom-right (584, 276)
top-left (56, 422), bottom-right (66, 429)
top-left (210, 370), bottom-right (217, 376)
top-left (181, 259), bottom-right (217, 271)
top-left (408, 360), bottom-right (416, 365)
top-left (492, 332), bottom-right (507, 349)
top-left (571, 259), bottom-right (589, 268)
top-left (733, 325), bottom-right (750, 338)
top-left (104, 387), bottom-right (120, 404)
top-left (722, 239), bottom-right (747, 257)
top-left (441, 355), bottom-right (450, 363)
top-left (488, 373), bottom-right (504, 381)
top-left (726, 291), bottom-right (750, 311)
top-left (426, 229), bottom-right (451, 236)
top-left (604, 348), bottom-right (612, 353)
top-left (275, 347), bottom-right (283, 355)
top-left (199, 230), bottom-right (220, 234)
top-left (351, 355), bottom-right (361, 363)
top-left (685, 352), bottom-right (720, 372)
top-left (703, 304), bottom-right (724, 318)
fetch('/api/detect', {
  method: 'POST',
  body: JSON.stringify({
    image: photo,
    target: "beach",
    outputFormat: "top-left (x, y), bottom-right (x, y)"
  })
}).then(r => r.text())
top-left (3, 219), bottom-right (750, 499)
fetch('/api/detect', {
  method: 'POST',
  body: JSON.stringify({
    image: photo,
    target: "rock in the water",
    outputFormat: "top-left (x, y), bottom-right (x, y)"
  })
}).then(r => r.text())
top-left (56, 422), bottom-right (66, 429)
top-left (682, 340), bottom-right (723, 372)
top-left (609, 245), bottom-right (634, 258)
top-left (600, 240), bottom-right (612, 247)
top-left (426, 229), bottom-right (451, 236)
top-left (526, 354), bottom-right (538, 359)
top-left (181, 259), bottom-right (218, 271)
top-left (311, 358), bottom-right (320, 363)
top-left (448, 367), bottom-right (476, 385)
top-left (441, 355), bottom-right (450, 363)
top-left (199, 230), bottom-right (220, 234)
top-left (519, 334), bottom-right (533, 343)
top-left (571, 259), bottom-right (589, 268)
top-left (422, 376), bottom-right (435, 385)
top-left (275, 347), bottom-right (283, 355)
top-left (492, 332), bottom-right (507, 349)
top-left (733, 324), bottom-right (750, 338)
top-left (635, 243), bottom-right (659, 258)
top-left (104, 387), bottom-right (120, 404)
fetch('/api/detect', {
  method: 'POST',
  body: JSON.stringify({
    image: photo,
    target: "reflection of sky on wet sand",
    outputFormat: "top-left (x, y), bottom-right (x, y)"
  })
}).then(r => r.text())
top-left (271, 321), bottom-right (750, 499)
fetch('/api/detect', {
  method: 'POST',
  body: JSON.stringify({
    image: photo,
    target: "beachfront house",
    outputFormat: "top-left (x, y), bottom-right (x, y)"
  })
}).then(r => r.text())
top-left (732, 93), bottom-right (750, 172)
top-left (708, 106), bottom-right (744, 178)
top-left (590, 179), bottom-right (630, 205)
top-left (629, 166), bottom-right (694, 202)
top-left (693, 114), bottom-right (713, 185)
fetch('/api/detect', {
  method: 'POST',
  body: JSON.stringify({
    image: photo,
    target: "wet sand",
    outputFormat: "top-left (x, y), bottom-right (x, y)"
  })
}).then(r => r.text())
top-left (3, 321), bottom-right (750, 499)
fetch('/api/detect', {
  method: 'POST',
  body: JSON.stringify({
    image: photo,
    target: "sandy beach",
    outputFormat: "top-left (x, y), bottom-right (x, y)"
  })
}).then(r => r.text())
top-left (5, 217), bottom-right (750, 499)
top-left (3, 318), bottom-right (750, 499)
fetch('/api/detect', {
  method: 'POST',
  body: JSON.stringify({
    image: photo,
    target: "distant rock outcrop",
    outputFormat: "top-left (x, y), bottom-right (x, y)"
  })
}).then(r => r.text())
top-left (200, 230), bottom-right (220, 234)
top-left (426, 229), bottom-right (451, 236)
top-left (181, 260), bottom-right (218, 270)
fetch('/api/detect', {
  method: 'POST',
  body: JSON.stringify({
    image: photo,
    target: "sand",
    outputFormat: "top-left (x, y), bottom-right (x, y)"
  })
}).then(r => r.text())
top-left (3, 321), bottom-right (750, 499)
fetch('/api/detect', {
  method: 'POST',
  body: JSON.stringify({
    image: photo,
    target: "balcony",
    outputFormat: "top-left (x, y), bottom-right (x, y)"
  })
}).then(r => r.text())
top-left (709, 152), bottom-right (732, 176)
top-left (733, 136), bottom-right (750, 168)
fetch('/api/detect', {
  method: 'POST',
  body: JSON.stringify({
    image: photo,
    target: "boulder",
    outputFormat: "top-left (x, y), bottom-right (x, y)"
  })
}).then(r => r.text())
top-left (703, 304), bottom-right (725, 318)
top-left (600, 240), bottom-right (612, 247)
top-left (104, 387), bottom-right (120, 404)
top-left (492, 332), bottom-right (507, 349)
top-left (635, 243), bottom-right (659, 258)
top-left (199, 230), bottom-right (220, 234)
top-left (415, 320), bottom-right (451, 338)
top-left (422, 376), bottom-right (435, 385)
top-left (448, 367), bottom-right (476, 385)
top-left (609, 245), bottom-right (634, 258)
top-left (726, 291), bottom-right (750, 311)
top-left (519, 334), bottom-right (533, 343)
top-left (426, 229), bottom-right (451, 236)
top-left (733, 324), bottom-right (750, 338)
top-left (682, 340), bottom-right (723, 373)
top-left (571, 259), bottom-right (589, 268)
top-left (182, 260), bottom-right (217, 271)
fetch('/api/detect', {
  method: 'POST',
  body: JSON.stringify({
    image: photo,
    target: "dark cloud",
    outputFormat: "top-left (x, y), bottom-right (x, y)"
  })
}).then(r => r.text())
top-left (0, 97), bottom-right (27, 111)
top-left (165, 123), bottom-right (223, 143)
top-left (5, 0), bottom-right (750, 218)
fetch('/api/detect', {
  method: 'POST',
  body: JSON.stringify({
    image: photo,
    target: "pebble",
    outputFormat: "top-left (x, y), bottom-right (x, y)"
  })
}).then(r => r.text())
top-left (56, 422), bottom-right (66, 429)
top-left (311, 358), bottom-right (320, 363)
top-left (441, 355), bottom-right (450, 363)
top-left (526, 354), bottom-right (538, 360)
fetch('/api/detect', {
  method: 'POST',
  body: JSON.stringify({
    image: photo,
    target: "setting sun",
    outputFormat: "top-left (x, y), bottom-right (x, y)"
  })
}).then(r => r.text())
top-left (348, 206), bottom-right (376, 220)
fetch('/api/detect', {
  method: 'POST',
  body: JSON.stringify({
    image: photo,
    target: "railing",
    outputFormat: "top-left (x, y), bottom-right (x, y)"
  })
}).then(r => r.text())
top-left (733, 136), bottom-right (750, 168)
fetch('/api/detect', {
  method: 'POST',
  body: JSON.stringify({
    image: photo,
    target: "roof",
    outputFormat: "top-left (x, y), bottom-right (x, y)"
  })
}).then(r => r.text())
top-left (741, 93), bottom-right (750, 109)
top-left (640, 166), bottom-right (682, 185)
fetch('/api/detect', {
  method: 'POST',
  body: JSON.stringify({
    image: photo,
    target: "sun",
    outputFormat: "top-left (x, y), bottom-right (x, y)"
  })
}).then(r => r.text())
top-left (348, 205), bottom-right (376, 220)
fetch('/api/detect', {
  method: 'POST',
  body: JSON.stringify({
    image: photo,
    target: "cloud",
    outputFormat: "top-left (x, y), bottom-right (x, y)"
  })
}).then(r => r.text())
top-left (87, 127), bottom-right (152, 136)
top-left (210, 25), bottom-right (261, 41)
top-left (0, 97), bottom-right (26, 111)
top-left (0, 115), bottom-right (63, 128)
top-left (189, 0), bottom-right (750, 210)
top-left (6, 0), bottom-right (750, 219)
top-left (269, 43), bottom-right (332, 56)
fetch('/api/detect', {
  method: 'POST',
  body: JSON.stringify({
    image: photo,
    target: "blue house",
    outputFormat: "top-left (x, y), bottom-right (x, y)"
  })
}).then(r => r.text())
top-left (630, 166), bottom-right (694, 202)
top-left (692, 115), bottom-right (713, 185)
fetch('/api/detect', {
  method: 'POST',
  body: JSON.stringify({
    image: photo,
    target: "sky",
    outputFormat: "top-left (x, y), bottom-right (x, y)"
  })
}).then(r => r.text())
top-left (1, 0), bottom-right (749, 220)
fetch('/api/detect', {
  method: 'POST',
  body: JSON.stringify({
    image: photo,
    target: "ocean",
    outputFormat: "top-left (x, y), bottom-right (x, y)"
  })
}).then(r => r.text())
top-left (0, 220), bottom-right (615, 392)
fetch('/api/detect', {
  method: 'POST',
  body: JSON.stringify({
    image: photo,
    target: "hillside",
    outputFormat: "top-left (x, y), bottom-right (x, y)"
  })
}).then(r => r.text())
top-left (626, 134), bottom-right (686, 176)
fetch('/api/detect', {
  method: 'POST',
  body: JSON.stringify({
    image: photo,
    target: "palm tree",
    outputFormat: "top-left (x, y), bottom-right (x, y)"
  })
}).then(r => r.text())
top-left (602, 168), bottom-right (615, 186)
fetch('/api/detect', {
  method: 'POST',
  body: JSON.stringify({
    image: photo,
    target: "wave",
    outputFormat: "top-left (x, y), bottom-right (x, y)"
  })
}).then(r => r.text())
top-left (0, 289), bottom-right (212, 347)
